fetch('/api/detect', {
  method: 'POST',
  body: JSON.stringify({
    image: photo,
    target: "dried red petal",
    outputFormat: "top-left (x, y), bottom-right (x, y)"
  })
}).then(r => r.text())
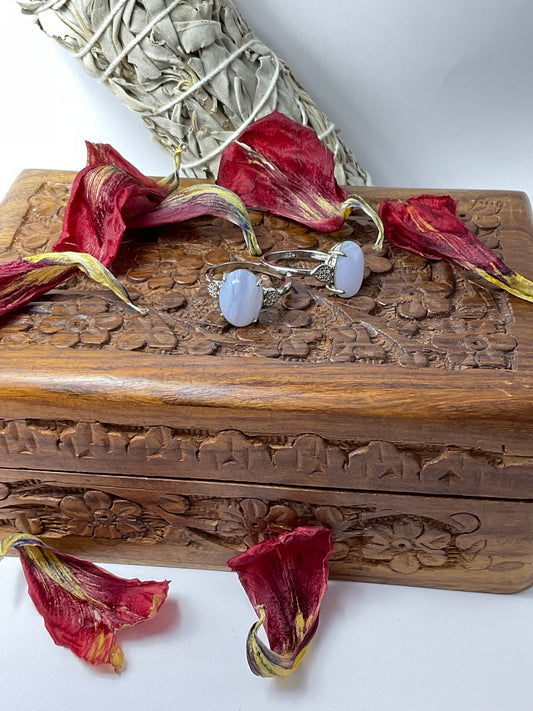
top-left (54, 144), bottom-right (168, 265)
top-left (217, 111), bottom-right (383, 241)
top-left (379, 195), bottom-right (509, 271)
top-left (216, 112), bottom-right (349, 231)
top-left (222, 111), bottom-right (348, 213)
top-left (0, 258), bottom-right (75, 316)
top-left (85, 142), bottom-right (166, 191)
top-left (2, 533), bottom-right (168, 671)
top-left (130, 183), bottom-right (260, 255)
top-left (380, 194), bottom-right (533, 302)
top-left (228, 526), bottom-right (333, 677)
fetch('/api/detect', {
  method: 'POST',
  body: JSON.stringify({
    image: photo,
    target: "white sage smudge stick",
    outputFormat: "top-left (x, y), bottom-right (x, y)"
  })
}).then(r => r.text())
top-left (17, 0), bottom-right (369, 185)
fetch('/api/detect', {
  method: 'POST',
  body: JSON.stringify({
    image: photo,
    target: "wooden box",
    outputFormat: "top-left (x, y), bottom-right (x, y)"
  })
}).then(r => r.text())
top-left (0, 169), bottom-right (532, 593)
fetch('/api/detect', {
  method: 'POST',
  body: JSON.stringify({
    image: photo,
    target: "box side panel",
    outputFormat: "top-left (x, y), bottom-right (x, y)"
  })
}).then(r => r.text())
top-left (0, 468), bottom-right (531, 594)
top-left (0, 418), bottom-right (532, 499)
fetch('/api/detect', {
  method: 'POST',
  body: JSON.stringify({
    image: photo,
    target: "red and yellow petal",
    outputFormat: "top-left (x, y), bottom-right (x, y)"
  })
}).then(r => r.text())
top-left (1, 533), bottom-right (169, 671)
top-left (228, 526), bottom-right (333, 677)
top-left (130, 182), bottom-right (261, 256)
top-left (0, 142), bottom-right (261, 318)
top-left (217, 110), bottom-right (383, 242)
top-left (54, 161), bottom-right (167, 264)
top-left (379, 194), bottom-right (533, 302)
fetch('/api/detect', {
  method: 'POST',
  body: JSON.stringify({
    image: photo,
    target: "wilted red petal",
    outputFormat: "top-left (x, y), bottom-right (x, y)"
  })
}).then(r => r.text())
top-left (379, 194), bottom-right (502, 268)
top-left (0, 258), bottom-right (75, 317)
top-left (85, 142), bottom-right (166, 191)
top-left (54, 143), bottom-right (169, 265)
top-left (217, 110), bottom-right (383, 242)
top-left (228, 526), bottom-right (333, 677)
top-left (380, 195), bottom-right (533, 302)
top-left (0, 252), bottom-right (142, 320)
top-left (131, 182), bottom-right (261, 255)
top-left (55, 141), bottom-right (258, 264)
top-left (1, 533), bottom-right (169, 671)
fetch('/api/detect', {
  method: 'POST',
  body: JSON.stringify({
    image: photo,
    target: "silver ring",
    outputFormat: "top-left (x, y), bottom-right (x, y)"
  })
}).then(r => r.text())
top-left (205, 261), bottom-right (292, 327)
top-left (260, 240), bottom-right (364, 298)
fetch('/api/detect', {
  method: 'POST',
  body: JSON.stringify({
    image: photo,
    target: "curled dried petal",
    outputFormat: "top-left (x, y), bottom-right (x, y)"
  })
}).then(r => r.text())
top-left (228, 526), bottom-right (333, 677)
top-left (0, 142), bottom-right (259, 319)
top-left (130, 182), bottom-right (261, 256)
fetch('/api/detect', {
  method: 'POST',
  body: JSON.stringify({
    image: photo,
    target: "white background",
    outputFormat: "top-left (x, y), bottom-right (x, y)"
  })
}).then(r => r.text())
top-left (0, 2), bottom-right (532, 710)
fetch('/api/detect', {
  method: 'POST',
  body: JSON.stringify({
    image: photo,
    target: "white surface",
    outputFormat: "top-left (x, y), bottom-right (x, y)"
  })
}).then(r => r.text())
top-left (1, 556), bottom-right (532, 711)
top-left (0, 2), bottom-right (532, 710)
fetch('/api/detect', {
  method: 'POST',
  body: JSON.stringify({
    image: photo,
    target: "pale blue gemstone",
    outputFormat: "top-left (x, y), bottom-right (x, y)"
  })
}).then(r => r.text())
top-left (219, 268), bottom-right (263, 327)
top-left (334, 240), bottom-right (364, 298)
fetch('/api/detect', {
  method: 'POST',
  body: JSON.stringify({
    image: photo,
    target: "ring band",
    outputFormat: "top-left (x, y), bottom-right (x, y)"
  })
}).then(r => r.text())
top-left (260, 240), bottom-right (364, 298)
top-left (205, 261), bottom-right (292, 327)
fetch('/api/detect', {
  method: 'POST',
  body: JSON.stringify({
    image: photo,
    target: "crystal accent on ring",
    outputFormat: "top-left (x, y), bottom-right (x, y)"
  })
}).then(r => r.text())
top-left (312, 264), bottom-right (335, 284)
top-left (205, 261), bottom-right (292, 328)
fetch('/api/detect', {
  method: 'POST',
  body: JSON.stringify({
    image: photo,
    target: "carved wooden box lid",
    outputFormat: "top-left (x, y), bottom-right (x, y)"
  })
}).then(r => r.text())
top-left (1, 170), bottom-right (533, 501)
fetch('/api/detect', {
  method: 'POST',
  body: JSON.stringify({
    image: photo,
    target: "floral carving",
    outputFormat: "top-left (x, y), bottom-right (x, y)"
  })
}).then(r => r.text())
top-left (328, 323), bottom-right (387, 363)
top-left (38, 299), bottom-right (123, 348)
top-left (58, 490), bottom-right (142, 539)
top-left (361, 518), bottom-right (451, 573)
top-left (431, 321), bottom-right (517, 370)
top-left (115, 313), bottom-right (178, 351)
top-left (126, 245), bottom-right (202, 289)
top-left (216, 498), bottom-right (297, 547)
top-left (457, 197), bottom-right (503, 241)
top-left (377, 273), bottom-right (452, 321)
top-left (358, 513), bottom-right (490, 574)
top-left (0, 477), bottom-right (505, 583)
top-left (0, 481), bottom-right (169, 542)
top-left (15, 181), bottom-right (70, 254)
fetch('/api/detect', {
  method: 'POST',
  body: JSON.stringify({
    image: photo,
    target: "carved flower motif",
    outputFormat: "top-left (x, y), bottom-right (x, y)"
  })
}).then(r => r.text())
top-left (361, 518), bottom-right (451, 574)
top-left (377, 275), bottom-right (452, 320)
top-left (126, 245), bottom-right (203, 289)
top-left (59, 490), bottom-right (143, 540)
top-left (432, 322), bottom-right (517, 369)
top-left (115, 313), bottom-right (178, 351)
top-left (38, 299), bottom-right (123, 348)
top-left (0, 314), bottom-right (33, 348)
top-left (217, 498), bottom-right (297, 547)
top-left (328, 324), bottom-right (386, 363)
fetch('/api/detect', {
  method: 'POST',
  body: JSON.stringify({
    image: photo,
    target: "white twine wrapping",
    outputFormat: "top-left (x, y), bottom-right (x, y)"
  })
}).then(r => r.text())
top-left (18, 0), bottom-right (369, 184)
